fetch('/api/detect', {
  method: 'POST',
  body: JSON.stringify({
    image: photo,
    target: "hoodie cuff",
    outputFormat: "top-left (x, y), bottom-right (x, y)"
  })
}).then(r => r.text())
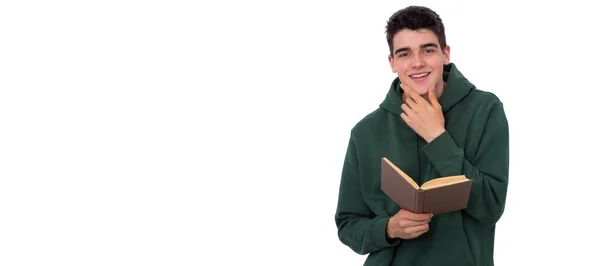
top-left (421, 131), bottom-right (464, 176)
top-left (371, 216), bottom-right (402, 249)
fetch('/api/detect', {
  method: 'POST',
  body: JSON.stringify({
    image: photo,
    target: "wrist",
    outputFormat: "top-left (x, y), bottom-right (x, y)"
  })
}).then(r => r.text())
top-left (386, 219), bottom-right (392, 239)
top-left (386, 217), bottom-right (396, 239)
top-left (426, 129), bottom-right (446, 143)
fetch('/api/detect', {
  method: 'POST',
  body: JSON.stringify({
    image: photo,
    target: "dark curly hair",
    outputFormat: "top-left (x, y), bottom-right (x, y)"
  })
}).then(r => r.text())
top-left (385, 6), bottom-right (446, 56)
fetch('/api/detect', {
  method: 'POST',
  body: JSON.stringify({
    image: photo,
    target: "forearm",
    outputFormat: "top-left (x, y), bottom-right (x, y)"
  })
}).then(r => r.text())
top-left (422, 131), bottom-right (509, 226)
top-left (335, 212), bottom-right (400, 255)
top-left (335, 137), bottom-right (401, 255)
top-left (335, 162), bottom-right (402, 254)
top-left (460, 159), bottom-right (508, 225)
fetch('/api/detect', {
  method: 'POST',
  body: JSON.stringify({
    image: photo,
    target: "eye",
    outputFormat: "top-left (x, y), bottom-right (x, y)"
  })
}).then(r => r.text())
top-left (398, 52), bottom-right (409, 58)
top-left (424, 49), bottom-right (435, 53)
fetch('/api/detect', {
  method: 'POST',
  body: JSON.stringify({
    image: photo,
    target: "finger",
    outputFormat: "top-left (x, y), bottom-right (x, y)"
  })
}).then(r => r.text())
top-left (400, 83), bottom-right (417, 99)
top-left (402, 83), bottom-right (425, 107)
top-left (405, 95), bottom-right (419, 109)
top-left (401, 103), bottom-right (415, 117)
top-left (400, 82), bottom-right (412, 92)
top-left (399, 218), bottom-right (431, 228)
top-left (408, 229), bottom-right (429, 239)
top-left (428, 86), bottom-right (435, 102)
top-left (402, 210), bottom-right (433, 221)
top-left (400, 112), bottom-right (411, 124)
top-left (428, 85), bottom-right (441, 108)
top-left (405, 211), bottom-right (433, 221)
top-left (406, 223), bottom-right (430, 235)
top-left (406, 214), bottom-right (432, 222)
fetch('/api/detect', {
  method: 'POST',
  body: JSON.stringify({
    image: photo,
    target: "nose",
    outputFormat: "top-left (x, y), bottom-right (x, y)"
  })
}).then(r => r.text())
top-left (411, 54), bottom-right (425, 68)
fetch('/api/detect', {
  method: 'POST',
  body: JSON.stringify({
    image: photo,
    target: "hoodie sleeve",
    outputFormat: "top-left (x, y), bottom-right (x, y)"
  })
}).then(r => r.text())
top-left (421, 102), bottom-right (509, 226)
top-left (334, 135), bottom-right (401, 255)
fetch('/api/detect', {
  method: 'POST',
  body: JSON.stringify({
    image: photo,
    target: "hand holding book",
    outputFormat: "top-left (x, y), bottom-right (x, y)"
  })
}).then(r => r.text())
top-left (387, 209), bottom-right (433, 240)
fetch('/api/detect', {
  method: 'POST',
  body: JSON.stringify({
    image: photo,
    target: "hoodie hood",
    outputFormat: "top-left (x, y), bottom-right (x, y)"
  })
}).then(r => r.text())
top-left (379, 63), bottom-right (475, 116)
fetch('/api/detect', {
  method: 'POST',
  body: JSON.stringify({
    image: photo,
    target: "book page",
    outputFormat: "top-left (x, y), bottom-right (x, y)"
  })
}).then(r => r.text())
top-left (383, 157), bottom-right (419, 190)
top-left (421, 175), bottom-right (468, 190)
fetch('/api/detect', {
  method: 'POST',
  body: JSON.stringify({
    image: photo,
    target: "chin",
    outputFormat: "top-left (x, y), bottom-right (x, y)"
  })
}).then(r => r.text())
top-left (413, 86), bottom-right (430, 95)
top-left (401, 74), bottom-right (439, 95)
top-left (402, 80), bottom-right (430, 95)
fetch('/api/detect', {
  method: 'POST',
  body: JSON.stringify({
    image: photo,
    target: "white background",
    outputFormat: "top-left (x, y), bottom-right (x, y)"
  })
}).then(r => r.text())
top-left (1, 0), bottom-right (599, 265)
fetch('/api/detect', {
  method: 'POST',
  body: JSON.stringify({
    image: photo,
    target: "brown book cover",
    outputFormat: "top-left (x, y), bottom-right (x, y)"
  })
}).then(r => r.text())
top-left (380, 157), bottom-right (472, 215)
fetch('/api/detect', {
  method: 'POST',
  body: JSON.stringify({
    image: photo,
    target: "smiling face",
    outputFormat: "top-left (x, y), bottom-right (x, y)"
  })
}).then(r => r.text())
top-left (388, 28), bottom-right (450, 97)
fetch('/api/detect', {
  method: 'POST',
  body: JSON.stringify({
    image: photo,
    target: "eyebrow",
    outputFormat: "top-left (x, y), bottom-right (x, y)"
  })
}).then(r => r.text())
top-left (394, 43), bottom-right (439, 56)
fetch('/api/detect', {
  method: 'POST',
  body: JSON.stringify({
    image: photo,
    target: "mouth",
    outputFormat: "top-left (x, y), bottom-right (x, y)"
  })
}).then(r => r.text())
top-left (408, 72), bottom-right (431, 79)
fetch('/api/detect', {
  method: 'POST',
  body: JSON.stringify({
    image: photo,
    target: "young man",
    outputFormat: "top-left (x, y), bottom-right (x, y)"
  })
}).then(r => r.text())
top-left (334, 6), bottom-right (509, 266)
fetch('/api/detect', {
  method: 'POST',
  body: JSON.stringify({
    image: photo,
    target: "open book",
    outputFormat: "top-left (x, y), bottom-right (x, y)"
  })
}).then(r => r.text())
top-left (380, 157), bottom-right (472, 215)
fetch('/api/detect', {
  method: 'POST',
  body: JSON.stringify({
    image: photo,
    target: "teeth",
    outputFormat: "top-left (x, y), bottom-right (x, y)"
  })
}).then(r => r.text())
top-left (410, 73), bottom-right (429, 78)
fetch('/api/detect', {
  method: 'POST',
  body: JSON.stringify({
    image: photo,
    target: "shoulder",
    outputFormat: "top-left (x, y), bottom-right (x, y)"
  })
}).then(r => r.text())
top-left (349, 108), bottom-right (387, 138)
top-left (463, 87), bottom-right (507, 117)
top-left (468, 88), bottom-right (503, 107)
top-left (464, 88), bottom-right (509, 129)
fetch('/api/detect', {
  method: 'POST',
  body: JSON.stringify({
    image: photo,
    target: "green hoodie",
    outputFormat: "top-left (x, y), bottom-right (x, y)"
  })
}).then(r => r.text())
top-left (334, 63), bottom-right (509, 266)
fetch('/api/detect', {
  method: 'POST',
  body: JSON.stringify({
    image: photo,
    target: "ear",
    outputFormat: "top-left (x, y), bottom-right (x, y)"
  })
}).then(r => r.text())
top-left (443, 45), bottom-right (451, 64)
top-left (388, 54), bottom-right (397, 73)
